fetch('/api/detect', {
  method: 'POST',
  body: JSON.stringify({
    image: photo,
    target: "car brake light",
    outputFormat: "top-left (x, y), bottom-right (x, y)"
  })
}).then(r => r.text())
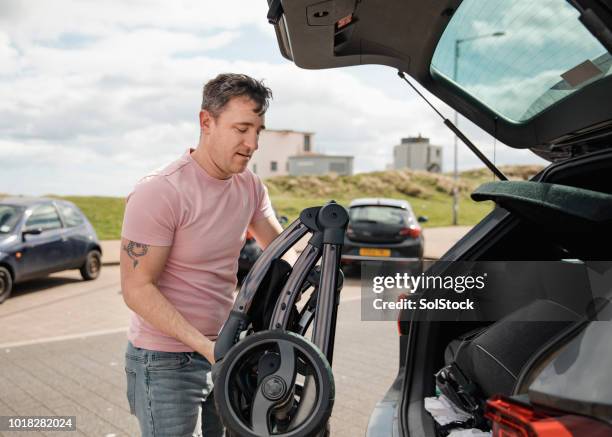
top-left (337, 14), bottom-right (353, 29)
top-left (485, 395), bottom-right (612, 437)
top-left (347, 226), bottom-right (355, 236)
top-left (396, 293), bottom-right (409, 335)
top-left (399, 225), bottom-right (421, 238)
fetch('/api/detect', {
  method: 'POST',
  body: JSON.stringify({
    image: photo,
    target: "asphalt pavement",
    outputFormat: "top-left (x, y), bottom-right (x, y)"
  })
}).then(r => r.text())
top-left (0, 266), bottom-right (395, 437)
top-left (0, 226), bottom-right (471, 436)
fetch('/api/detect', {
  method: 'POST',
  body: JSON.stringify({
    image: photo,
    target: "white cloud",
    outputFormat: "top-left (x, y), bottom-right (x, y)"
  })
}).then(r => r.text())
top-left (0, 0), bottom-right (270, 42)
top-left (0, 0), bottom-right (547, 197)
top-left (0, 32), bottom-right (20, 75)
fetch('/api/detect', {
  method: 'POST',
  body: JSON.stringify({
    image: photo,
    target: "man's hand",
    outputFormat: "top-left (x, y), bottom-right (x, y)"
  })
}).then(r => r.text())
top-left (195, 337), bottom-right (216, 365)
top-left (120, 238), bottom-right (215, 360)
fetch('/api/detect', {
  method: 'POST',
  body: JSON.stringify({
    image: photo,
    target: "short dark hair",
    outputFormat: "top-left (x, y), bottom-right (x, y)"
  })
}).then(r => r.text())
top-left (201, 73), bottom-right (273, 117)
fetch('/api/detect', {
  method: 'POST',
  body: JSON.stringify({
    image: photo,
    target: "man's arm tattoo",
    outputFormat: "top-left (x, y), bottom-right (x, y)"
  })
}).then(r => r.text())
top-left (123, 241), bottom-right (149, 268)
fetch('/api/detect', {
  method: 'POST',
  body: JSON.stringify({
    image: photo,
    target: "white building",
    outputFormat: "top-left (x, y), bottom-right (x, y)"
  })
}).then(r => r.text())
top-left (393, 135), bottom-right (443, 172)
top-left (288, 154), bottom-right (354, 176)
top-left (249, 129), bottom-right (313, 179)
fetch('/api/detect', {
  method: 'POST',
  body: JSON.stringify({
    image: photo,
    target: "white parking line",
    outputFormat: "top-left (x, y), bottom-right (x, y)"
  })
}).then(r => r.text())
top-left (1, 294), bottom-right (363, 350)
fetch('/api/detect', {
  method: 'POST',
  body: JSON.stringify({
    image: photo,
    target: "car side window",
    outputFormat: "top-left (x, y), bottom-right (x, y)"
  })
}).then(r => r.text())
top-left (57, 203), bottom-right (85, 227)
top-left (25, 204), bottom-right (62, 232)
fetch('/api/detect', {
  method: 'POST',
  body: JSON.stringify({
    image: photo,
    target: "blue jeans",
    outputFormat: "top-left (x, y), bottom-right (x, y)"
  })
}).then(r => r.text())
top-left (124, 342), bottom-right (224, 437)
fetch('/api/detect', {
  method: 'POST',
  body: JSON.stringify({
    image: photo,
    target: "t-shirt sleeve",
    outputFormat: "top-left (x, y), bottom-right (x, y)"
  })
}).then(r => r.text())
top-left (121, 176), bottom-right (179, 246)
top-left (250, 174), bottom-right (275, 224)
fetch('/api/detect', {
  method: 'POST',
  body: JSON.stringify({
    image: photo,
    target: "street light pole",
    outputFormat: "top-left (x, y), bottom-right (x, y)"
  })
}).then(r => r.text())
top-left (451, 31), bottom-right (504, 226)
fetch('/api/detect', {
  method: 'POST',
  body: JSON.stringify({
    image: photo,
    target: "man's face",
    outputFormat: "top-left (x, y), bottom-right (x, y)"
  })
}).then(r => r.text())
top-left (201, 97), bottom-right (265, 177)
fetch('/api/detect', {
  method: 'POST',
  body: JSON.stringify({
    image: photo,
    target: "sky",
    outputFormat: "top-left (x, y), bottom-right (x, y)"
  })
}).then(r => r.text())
top-left (0, 0), bottom-right (549, 197)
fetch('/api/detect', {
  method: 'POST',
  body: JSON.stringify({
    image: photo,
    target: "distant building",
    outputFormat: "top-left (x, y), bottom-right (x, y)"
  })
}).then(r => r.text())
top-left (250, 129), bottom-right (314, 179)
top-left (288, 154), bottom-right (354, 176)
top-left (393, 135), bottom-right (443, 172)
top-left (250, 129), bottom-right (354, 178)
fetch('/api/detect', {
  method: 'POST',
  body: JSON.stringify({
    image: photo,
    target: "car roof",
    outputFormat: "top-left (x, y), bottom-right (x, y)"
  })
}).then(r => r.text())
top-left (270, 0), bottom-right (612, 162)
top-left (0, 197), bottom-right (57, 207)
top-left (349, 198), bottom-right (411, 209)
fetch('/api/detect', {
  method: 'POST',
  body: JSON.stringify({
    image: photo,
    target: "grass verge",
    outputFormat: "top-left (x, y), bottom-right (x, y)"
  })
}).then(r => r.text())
top-left (3, 165), bottom-right (541, 240)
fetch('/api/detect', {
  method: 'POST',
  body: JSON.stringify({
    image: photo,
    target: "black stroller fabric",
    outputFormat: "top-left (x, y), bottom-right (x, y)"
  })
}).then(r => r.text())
top-left (443, 299), bottom-right (581, 399)
top-left (249, 259), bottom-right (293, 331)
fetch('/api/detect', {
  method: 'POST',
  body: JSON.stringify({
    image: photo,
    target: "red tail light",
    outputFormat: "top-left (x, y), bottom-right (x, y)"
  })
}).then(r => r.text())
top-left (485, 395), bottom-right (612, 437)
top-left (396, 293), bottom-right (409, 335)
top-left (347, 226), bottom-right (355, 237)
top-left (399, 225), bottom-right (421, 238)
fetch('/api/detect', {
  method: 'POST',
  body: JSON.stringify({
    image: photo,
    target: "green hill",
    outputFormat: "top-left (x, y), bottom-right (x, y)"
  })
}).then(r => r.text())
top-left (1, 165), bottom-right (542, 239)
top-left (266, 165), bottom-right (543, 225)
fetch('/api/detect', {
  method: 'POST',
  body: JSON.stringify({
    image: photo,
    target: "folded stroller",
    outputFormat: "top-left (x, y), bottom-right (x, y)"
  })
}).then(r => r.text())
top-left (213, 202), bottom-right (349, 437)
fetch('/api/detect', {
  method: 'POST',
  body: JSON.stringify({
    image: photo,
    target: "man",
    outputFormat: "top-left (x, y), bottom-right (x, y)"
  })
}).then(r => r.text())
top-left (121, 73), bottom-right (286, 436)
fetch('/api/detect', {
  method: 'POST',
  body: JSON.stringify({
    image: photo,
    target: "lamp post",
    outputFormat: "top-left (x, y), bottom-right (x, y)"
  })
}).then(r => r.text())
top-left (452, 31), bottom-right (505, 225)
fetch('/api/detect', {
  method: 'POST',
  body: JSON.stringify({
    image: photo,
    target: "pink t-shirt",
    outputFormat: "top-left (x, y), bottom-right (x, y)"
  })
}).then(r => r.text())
top-left (122, 149), bottom-right (274, 352)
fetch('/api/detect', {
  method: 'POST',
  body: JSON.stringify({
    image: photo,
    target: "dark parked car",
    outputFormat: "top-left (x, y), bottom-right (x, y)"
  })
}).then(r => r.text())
top-left (342, 198), bottom-right (426, 273)
top-left (0, 197), bottom-right (102, 303)
top-left (238, 230), bottom-right (263, 282)
top-left (237, 213), bottom-right (288, 281)
top-left (268, 0), bottom-right (612, 436)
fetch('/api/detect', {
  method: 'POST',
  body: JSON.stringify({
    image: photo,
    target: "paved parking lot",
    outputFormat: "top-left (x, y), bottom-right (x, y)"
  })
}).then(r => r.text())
top-left (0, 266), bottom-right (398, 437)
top-left (0, 227), bottom-right (470, 436)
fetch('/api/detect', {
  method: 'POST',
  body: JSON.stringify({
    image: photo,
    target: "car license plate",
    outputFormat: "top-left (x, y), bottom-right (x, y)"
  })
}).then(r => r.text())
top-left (359, 248), bottom-right (391, 257)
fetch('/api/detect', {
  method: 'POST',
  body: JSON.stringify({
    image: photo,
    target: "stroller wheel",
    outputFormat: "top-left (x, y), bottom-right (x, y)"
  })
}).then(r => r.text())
top-left (214, 330), bottom-right (334, 437)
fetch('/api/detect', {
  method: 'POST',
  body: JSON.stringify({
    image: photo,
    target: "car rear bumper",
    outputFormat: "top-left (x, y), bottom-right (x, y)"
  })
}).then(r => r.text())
top-left (367, 336), bottom-right (408, 437)
top-left (342, 237), bottom-right (424, 263)
top-left (367, 398), bottom-right (401, 437)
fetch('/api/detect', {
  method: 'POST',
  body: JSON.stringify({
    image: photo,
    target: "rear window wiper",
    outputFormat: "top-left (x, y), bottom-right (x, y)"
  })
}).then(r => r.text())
top-left (397, 71), bottom-right (507, 181)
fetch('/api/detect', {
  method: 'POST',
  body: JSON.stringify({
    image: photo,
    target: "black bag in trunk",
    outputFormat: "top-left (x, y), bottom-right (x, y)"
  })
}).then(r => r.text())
top-left (436, 299), bottom-right (581, 423)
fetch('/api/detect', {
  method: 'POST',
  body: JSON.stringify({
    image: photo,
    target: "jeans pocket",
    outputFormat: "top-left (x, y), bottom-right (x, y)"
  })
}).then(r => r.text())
top-left (125, 368), bottom-right (137, 415)
top-left (147, 352), bottom-right (192, 371)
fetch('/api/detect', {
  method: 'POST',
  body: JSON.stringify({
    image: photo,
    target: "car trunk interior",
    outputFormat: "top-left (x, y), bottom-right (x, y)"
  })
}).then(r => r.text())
top-left (399, 149), bottom-right (612, 436)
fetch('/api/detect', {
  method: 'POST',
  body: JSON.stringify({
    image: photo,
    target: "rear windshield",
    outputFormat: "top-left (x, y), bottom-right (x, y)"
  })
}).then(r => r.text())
top-left (349, 206), bottom-right (409, 226)
top-left (431, 0), bottom-right (611, 122)
top-left (0, 205), bottom-right (24, 234)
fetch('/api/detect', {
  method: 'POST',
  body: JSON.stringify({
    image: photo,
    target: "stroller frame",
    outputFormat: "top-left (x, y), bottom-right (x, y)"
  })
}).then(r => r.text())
top-left (215, 202), bottom-right (348, 362)
top-left (213, 202), bottom-right (349, 437)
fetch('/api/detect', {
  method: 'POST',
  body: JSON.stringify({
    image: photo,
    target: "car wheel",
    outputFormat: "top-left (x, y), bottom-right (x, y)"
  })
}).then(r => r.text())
top-left (80, 250), bottom-right (102, 280)
top-left (0, 266), bottom-right (13, 304)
